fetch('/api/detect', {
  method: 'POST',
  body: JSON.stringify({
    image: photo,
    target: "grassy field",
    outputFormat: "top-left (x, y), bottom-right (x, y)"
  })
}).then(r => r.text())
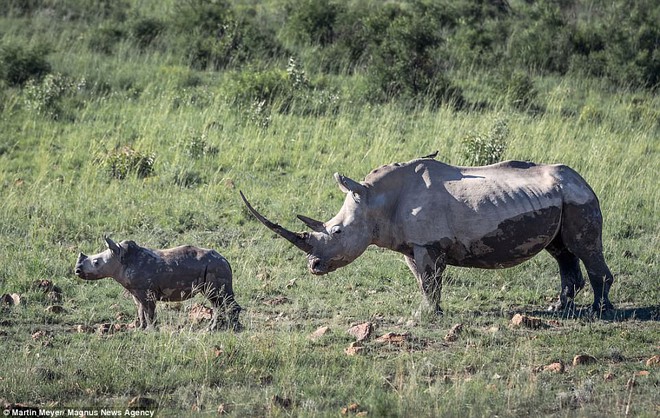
top-left (1, 2), bottom-right (659, 417)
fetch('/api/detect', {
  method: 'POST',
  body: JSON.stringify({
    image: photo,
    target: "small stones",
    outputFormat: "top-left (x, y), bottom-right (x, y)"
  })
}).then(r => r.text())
top-left (645, 355), bottom-right (660, 366)
top-left (128, 396), bottom-right (158, 409)
top-left (511, 313), bottom-right (560, 329)
top-left (341, 402), bottom-right (367, 416)
top-left (511, 313), bottom-right (543, 329)
top-left (31, 330), bottom-right (53, 343)
top-left (45, 305), bottom-right (66, 314)
top-left (73, 324), bottom-right (94, 334)
top-left (96, 322), bottom-right (133, 335)
top-left (0, 293), bottom-right (21, 306)
top-left (271, 395), bottom-right (293, 409)
top-left (344, 342), bottom-right (365, 356)
top-left (262, 295), bottom-right (289, 306)
top-left (444, 323), bottom-right (463, 342)
top-left (542, 362), bottom-right (565, 373)
top-left (188, 303), bottom-right (213, 322)
top-left (573, 354), bottom-right (598, 366)
top-left (347, 322), bottom-right (373, 342)
top-left (309, 326), bottom-right (331, 340)
top-left (375, 332), bottom-right (410, 345)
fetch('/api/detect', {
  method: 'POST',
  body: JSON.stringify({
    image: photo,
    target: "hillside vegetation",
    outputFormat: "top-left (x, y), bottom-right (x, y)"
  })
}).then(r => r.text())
top-left (0, 0), bottom-right (658, 416)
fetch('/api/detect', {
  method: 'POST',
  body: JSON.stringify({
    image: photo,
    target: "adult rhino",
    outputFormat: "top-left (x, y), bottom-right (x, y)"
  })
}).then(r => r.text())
top-left (241, 156), bottom-right (614, 315)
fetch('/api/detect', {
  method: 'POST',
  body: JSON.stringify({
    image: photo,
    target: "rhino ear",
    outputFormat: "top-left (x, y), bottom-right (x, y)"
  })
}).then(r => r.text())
top-left (334, 173), bottom-right (366, 201)
top-left (104, 237), bottom-right (121, 256)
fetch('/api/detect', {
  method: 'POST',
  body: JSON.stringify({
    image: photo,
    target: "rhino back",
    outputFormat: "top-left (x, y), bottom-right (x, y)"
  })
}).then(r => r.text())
top-left (368, 160), bottom-right (565, 264)
top-left (121, 244), bottom-right (231, 288)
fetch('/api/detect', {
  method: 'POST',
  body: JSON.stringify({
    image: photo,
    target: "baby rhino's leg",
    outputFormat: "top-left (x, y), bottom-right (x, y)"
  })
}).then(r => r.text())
top-left (132, 293), bottom-right (156, 329)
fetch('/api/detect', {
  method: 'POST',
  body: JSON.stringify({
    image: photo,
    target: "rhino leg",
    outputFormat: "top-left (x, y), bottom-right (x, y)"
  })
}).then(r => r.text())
top-left (206, 287), bottom-right (242, 331)
top-left (132, 294), bottom-right (156, 329)
top-left (545, 235), bottom-right (586, 312)
top-left (560, 201), bottom-right (614, 314)
top-left (405, 244), bottom-right (446, 316)
top-left (582, 255), bottom-right (615, 314)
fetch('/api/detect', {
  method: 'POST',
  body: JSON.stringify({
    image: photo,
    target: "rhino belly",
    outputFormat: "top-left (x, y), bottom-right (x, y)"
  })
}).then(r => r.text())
top-left (444, 206), bottom-right (561, 269)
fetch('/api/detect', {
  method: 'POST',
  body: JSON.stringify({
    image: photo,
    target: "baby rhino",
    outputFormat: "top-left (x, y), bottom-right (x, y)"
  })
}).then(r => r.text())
top-left (75, 237), bottom-right (241, 331)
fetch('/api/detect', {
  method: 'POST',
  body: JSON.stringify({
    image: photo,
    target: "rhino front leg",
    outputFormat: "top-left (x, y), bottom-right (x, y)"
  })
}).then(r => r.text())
top-left (132, 294), bottom-right (156, 329)
top-left (405, 244), bottom-right (446, 316)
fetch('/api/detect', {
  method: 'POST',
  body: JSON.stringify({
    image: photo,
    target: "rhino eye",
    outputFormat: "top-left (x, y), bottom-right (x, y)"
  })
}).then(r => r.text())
top-left (92, 259), bottom-right (99, 266)
top-left (330, 225), bottom-right (342, 235)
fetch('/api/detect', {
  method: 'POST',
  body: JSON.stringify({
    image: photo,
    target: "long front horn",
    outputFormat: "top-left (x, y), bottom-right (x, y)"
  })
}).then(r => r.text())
top-left (240, 191), bottom-right (313, 253)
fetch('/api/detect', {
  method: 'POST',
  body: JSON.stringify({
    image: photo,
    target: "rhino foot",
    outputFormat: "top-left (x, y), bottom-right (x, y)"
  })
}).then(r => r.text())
top-left (414, 304), bottom-right (443, 322)
top-left (591, 299), bottom-right (615, 318)
top-left (547, 299), bottom-right (585, 319)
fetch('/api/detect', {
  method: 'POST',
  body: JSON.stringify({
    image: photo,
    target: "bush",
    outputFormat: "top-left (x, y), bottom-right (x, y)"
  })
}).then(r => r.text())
top-left (0, 43), bottom-right (51, 86)
top-left (506, 3), bottom-right (573, 74)
top-left (23, 73), bottom-right (72, 119)
top-left (173, 0), bottom-right (283, 70)
top-left (88, 25), bottom-right (125, 54)
top-left (504, 70), bottom-right (538, 110)
top-left (364, 5), bottom-right (463, 107)
top-left (228, 69), bottom-right (290, 106)
top-left (181, 132), bottom-right (218, 159)
top-left (102, 146), bottom-right (155, 180)
top-left (461, 119), bottom-right (508, 166)
top-left (0, 0), bottom-right (42, 17)
top-left (131, 17), bottom-right (165, 49)
top-left (283, 0), bottom-right (342, 47)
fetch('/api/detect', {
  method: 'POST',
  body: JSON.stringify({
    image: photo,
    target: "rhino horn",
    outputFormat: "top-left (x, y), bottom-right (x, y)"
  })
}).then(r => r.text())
top-left (240, 191), bottom-right (313, 253)
top-left (297, 214), bottom-right (325, 232)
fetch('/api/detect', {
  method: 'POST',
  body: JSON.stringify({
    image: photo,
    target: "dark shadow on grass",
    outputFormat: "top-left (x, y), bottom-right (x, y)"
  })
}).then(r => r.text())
top-left (462, 304), bottom-right (660, 323)
top-left (522, 305), bottom-right (660, 322)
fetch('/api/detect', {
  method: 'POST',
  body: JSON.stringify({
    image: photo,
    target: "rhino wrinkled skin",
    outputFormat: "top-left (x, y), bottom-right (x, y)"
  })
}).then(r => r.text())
top-left (242, 156), bottom-right (614, 315)
top-left (75, 238), bottom-right (241, 330)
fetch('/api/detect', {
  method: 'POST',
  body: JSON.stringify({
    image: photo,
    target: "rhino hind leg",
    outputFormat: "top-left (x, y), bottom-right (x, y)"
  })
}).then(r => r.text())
top-left (207, 290), bottom-right (242, 331)
top-left (559, 200), bottom-right (615, 314)
top-left (545, 235), bottom-right (586, 313)
top-left (406, 245), bottom-right (446, 316)
top-left (581, 255), bottom-right (615, 314)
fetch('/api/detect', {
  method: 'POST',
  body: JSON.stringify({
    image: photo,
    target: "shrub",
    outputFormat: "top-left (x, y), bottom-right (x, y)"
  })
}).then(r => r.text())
top-left (102, 146), bottom-right (155, 180)
top-left (461, 119), bottom-right (508, 166)
top-left (131, 17), bottom-right (165, 49)
top-left (88, 25), bottom-right (125, 54)
top-left (181, 132), bottom-right (218, 159)
top-left (173, 0), bottom-right (283, 70)
top-left (506, 3), bottom-right (573, 74)
top-left (172, 169), bottom-right (205, 189)
top-left (228, 69), bottom-right (290, 106)
top-left (504, 70), bottom-right (538, 110)
top-left (283, 0), bottom-right (342, 46)
top-left (23, 73), bottom-right (72, 119)
top-left (0, 0), bottom-right (42, 17)
top-left (364, 6), bottom-right (463, 107)
top-left (248, 99), bottom-right (272, 129)
top-left (0, 43), bottom-right (51, 86)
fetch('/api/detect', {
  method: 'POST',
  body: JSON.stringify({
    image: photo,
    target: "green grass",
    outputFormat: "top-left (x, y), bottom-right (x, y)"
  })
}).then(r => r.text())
top-left (1, 80), bottom-right (658, 416)
top-left (1, 5), bottom-right (659, 417)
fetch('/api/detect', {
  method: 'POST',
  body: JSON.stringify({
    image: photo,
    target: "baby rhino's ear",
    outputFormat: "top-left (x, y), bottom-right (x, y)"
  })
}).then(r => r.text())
top-left (105, 237), bottom-right (122, 256)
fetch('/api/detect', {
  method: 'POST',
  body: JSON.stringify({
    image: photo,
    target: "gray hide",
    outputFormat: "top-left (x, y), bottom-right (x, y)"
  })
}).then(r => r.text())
top-left (75, 238), bottom-right (241, 330)
top-left (241, 157), bottom-right (614, 315)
